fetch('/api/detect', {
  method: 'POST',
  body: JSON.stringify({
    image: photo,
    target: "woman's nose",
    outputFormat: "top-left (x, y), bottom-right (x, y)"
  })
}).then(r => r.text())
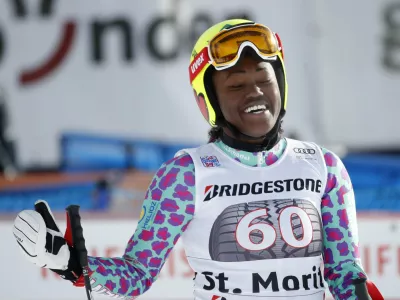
top-left (246, 84), bottom-right (264, 99)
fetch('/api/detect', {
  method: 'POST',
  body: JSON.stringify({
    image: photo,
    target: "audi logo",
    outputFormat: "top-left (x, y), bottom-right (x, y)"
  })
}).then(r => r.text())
top-left (293, 148), bottom-right (316, 154)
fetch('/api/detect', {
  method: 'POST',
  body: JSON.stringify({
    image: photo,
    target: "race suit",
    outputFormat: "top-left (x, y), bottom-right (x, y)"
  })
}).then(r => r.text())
top-left (82, 137), bottom-right (367, 299)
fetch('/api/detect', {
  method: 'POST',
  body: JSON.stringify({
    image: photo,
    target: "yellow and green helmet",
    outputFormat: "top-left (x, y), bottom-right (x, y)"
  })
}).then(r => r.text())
top-left (189, 19), bottom-right (288, 127)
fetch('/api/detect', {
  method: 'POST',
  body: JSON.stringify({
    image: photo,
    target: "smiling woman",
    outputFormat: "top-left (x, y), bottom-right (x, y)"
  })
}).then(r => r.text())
top-left (13, 19), bottom-right (384, 300)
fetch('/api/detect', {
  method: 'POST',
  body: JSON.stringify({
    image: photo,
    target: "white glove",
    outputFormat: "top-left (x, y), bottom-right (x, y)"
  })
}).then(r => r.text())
top-left (13, 200), bottom-right (70, 270)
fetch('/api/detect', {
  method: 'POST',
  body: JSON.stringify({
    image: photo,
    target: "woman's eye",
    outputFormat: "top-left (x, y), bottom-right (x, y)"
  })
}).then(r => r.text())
top-left (259, 79), bottom-right (272, 85)
top-left (229, 84), bottom-right (243, 89)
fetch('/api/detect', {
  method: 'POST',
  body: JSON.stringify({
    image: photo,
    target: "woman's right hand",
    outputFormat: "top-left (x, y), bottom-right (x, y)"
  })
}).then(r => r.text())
top-left (12, 200), bottom-right (82, 282)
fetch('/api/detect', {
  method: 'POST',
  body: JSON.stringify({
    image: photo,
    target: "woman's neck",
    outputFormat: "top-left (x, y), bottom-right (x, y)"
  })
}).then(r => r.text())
top-left (214, 137), bottom-right (287, 167)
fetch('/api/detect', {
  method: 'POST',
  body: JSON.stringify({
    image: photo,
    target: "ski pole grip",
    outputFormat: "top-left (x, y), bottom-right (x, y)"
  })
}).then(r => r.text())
top-left (66, 205), bottom-right (93, 300)
top-left (66, 205), bottom-right (88, 261)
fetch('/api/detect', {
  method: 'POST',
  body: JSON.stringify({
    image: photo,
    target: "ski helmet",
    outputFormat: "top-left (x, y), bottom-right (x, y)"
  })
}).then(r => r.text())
top-left (189, 19), bottom-right (288, 129)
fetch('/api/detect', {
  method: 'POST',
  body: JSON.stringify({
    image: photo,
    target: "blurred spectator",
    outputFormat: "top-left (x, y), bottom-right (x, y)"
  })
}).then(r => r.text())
top-left (0, 87), bottom-right (18, 178)
top-left (92, 177), bottom-right (111, 210)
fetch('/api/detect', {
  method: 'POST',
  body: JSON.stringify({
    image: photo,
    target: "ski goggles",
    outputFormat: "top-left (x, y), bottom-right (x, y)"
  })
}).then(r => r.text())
top-left (190, 23), bottom-right (283, 83)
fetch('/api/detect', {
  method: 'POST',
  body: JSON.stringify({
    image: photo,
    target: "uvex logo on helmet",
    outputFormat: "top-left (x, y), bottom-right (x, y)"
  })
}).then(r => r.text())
top-left (190, 53), bottom-right (205, 74)
top-left (189, 47), bottom-right (210, 83)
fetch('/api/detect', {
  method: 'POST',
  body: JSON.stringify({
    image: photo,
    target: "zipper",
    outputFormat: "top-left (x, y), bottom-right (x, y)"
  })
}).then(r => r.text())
top-left (257, 152), bottom-right (263, 167)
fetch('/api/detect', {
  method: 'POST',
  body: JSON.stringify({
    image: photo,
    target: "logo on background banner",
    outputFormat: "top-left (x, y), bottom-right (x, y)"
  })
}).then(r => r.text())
top-left (212, 296), bottom-right (227, 300)
top-left (200, 156), bottom-right (221, 167)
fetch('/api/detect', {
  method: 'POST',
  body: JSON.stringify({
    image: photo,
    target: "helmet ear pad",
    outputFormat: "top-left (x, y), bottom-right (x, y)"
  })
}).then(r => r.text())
top-left (271, 59), bottom-right (286, 112)
top-left (204, 66), bottom-right (225, 127)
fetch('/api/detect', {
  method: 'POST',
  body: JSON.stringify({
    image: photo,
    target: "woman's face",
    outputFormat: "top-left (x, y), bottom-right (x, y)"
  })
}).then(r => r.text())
top-left (212, 56), bottom-right (281, 141)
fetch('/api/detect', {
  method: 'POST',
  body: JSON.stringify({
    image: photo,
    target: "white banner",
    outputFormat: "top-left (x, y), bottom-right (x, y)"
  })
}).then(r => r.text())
top-left (314, 1), bottom-right (400, 149)
top-left (1, 214), bottom-right (400, 299)
top-left (0, 0), bottom-right (399, 167)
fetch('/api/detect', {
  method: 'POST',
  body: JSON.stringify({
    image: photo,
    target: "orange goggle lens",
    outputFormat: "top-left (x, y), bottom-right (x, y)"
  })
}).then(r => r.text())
top-left (189, 23), bottom-right (283, 83)
top-left (209, 24), bottom-right (280, 68)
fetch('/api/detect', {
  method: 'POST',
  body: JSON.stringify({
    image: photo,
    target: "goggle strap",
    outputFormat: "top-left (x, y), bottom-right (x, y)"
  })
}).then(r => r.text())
top-left (274, 32), bottom-right (284, 60)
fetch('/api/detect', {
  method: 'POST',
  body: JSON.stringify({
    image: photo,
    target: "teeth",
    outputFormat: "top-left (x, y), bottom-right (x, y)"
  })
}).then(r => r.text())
top-left (244, 104), bottom-right (267, 113)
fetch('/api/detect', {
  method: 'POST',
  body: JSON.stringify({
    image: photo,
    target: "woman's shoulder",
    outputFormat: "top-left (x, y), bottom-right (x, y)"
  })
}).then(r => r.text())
top-left (164, 152), bottom-right (194, 167)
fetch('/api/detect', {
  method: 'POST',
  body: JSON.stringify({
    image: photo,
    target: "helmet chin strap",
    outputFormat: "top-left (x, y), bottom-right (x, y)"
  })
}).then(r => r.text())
top-left (221, 111), bottom-right (285, 152)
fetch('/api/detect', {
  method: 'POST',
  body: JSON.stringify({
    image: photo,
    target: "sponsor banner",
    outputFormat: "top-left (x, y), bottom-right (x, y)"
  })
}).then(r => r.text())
top-left (6, 0), bottom-right (400, 168)
top-left (1, 215), bottom-right (400, 299)
top-left (1, 0), bottom-right (399, 169)
top-left (315, 0), bottom-right (400, 149)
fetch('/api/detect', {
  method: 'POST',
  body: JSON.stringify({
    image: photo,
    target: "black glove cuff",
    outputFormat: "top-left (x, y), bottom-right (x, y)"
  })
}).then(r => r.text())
top-left (51, 245), bottom-right (82, 283)
top-left (353, 278), bottom-right (372, 300)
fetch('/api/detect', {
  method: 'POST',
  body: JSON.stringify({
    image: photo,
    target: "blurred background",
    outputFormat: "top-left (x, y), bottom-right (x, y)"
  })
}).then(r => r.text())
top-left (0, 0), bottom-right (399, 299)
